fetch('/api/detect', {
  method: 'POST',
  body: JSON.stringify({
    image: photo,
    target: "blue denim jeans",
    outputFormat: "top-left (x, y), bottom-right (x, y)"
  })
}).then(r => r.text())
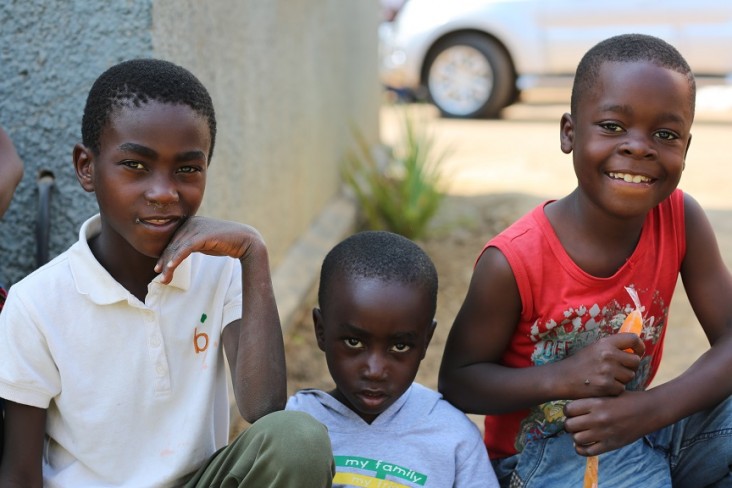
top-left (492, 396), bottom-right (732, 487)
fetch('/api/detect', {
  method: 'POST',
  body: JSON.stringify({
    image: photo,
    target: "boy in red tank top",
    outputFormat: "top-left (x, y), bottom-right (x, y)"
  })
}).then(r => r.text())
top-left (439, 33), bottom-right (732, 487)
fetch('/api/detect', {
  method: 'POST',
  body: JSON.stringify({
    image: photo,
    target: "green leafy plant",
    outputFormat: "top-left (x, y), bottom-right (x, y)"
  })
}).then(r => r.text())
top-left (342, 108), bottom-right (449, 240)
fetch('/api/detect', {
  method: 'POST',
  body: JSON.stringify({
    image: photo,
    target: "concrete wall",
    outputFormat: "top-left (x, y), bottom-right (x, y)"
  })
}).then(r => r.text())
top-left (0, 0), bottom-right (379, 321)
top-left (0, 0), bottom-right (154, 284)
top-left (151, 0), bottom-right (379, 267)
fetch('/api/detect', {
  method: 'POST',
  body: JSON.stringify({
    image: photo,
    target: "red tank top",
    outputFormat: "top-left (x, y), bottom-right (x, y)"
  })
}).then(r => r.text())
top-left (482, 190), bottom-right (686, 459)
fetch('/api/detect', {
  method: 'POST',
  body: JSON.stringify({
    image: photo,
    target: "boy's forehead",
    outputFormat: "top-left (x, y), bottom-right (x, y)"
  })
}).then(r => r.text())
top-left (101, 101), bottom-right (212, 150)
top-left (584, 60), bottom-right (694, 116)
top-left (324, 274), bottom-right (432, 322)
top-left (332, 273), bottom-right (418, 298)
top-left (107, 100), bottom-right (205, 125)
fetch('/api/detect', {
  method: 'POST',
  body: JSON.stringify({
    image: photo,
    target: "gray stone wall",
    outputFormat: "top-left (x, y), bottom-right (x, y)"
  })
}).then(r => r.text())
top-left (0, 0), bottom-right (155, 284)
top-left (0, 0), bottom-right (379, 286)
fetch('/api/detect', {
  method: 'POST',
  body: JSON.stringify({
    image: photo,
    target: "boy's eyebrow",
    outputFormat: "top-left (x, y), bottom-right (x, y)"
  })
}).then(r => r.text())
top-left (599, 104), bottom-right (686, 124)
top-left (599, 103), bottom-right (631, 115)
top-left (338, 322), bottom-right (418, 340)
top-left (174, 150), bottom-right (207, 162)
top-left (117, 143), bottom-right (206, 162)
top-left (118, 142), bottom-right (157, 158)
top-left (338, 323), bottom-right (371, 336)
top-left (390, 330), bottom-right (418, 341)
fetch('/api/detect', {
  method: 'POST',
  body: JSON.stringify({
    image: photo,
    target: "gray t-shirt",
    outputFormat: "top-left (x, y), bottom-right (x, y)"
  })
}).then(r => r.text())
top-left (286, 382), bottom-right (499, 488)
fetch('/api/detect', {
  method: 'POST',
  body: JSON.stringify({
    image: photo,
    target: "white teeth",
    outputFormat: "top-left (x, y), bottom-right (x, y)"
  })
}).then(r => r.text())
top-left (140, 219), bottom-right (171, 225)
top-left (609, 172), bottom-right (650, 184)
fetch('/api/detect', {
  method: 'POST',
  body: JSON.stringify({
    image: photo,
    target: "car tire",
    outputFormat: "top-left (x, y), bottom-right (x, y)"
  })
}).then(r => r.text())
top-left (424, 33), bottom-right (515, 118)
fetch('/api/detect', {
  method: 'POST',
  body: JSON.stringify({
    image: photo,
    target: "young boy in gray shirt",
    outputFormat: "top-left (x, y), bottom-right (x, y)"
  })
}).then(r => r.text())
top-left (287, 231), bottom-right (498, 487)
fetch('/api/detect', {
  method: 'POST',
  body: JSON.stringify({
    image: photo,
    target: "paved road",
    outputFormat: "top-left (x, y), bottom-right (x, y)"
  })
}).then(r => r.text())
top-left (381, 85), bottom-right (732, 386)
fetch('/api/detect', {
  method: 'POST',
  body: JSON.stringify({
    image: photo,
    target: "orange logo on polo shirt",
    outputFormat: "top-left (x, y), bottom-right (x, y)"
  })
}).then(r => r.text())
top-left (194, 313), bottom-right (209, 353)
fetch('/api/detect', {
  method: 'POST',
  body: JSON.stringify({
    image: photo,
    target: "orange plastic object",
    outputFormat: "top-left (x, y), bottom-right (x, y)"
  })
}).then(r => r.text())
top-left (619, 308), bottom-right (642, 335)
top-left (583, 455), bottom-right (598, 488)
top-left (583, 287), bottom-right (642, 485)
top-left (619, 308), bottom-right (642, 352)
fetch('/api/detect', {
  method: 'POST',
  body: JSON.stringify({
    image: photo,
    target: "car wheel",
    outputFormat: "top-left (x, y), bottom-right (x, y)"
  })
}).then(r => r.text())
top-left (424, 34), bottom-right (514, 118)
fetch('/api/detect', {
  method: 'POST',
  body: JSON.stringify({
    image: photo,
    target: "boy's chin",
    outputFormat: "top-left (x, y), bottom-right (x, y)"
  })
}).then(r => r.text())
top-left (131, 244), bottom-right (167, 263)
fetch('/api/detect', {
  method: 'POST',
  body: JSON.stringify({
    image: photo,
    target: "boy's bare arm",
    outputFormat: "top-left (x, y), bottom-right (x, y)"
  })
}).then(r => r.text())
top-left (0, 125), bottom-right (24, 218)
top-left (221, 239), bottom-right (286, 422)
top-left (645, 195), bottom-right (732, 416)
top-left (566, 194), bottom-right (732, 456)
top-left (0, 401), bottom-right (45, 487)
top-left (439, 247), bottom-right (643, 415)
top-left (155, 216), bottom-right (286, 422)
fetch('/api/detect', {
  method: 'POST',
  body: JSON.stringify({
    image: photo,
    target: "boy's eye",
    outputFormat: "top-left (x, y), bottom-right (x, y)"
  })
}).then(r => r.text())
top-left (344, 338), bottom-right (363, 349)
top-left (177, 165), bottom-right (202, 174)
top-left (122, 160), bottom-right (145, 170)
top-left (655, 130), bottom-right (678, 141)
top-left (390, 343), bottom-right (412, 353)
top-left (599, 122), bottom-right (623, 132)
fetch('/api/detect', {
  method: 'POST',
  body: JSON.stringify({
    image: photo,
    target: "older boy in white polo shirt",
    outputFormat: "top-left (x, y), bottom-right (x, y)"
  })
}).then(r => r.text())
top-left (0, 59), bottom-right (334, 487)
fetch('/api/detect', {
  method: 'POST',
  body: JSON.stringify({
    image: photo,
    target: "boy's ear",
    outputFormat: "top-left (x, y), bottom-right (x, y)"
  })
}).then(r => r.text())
top-left (73, 143), bottom-right (95, 193)
top-left (313, 307), bottom-right (326, 352)
top-left (560, 113), bottom-right (574, 154)
top-left (683, 133), bottom-right (692, 170)
top-left (420, 320), bottom-right (437, 360)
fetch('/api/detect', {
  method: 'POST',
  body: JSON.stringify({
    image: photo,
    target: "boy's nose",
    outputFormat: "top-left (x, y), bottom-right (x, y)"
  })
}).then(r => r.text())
top-left (362, 353), bottom-right (388, 381)
top-left (145, 175), bottom-right (179, 206)
top-left (620, 132), bottom-right (657, 159)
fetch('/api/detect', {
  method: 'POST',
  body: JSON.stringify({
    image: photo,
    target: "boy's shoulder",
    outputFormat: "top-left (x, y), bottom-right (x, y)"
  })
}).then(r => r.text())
top-left (411, 383), bottom-right (481, 430)
top-left (9, 242), bottom-right (78, 297)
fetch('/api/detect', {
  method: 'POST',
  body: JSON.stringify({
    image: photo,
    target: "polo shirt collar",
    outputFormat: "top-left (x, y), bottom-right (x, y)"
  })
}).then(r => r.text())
top-left (70, 214), bottom-right (192, 305)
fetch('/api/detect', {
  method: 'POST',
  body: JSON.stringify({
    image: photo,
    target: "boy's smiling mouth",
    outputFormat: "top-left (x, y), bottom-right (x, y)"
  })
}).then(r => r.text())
top-left (608, 171), bottom-right (653, 184)
top-left (140, 217), bottom-right (177, 225)
top-left (135, 216), bottom-right (183, 230)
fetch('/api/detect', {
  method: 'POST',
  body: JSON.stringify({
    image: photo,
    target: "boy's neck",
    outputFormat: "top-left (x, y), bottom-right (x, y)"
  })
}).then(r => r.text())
top-left (88, 234), bottom-right (159, 302)
top-left (545, 191), bottom-right (647, 278)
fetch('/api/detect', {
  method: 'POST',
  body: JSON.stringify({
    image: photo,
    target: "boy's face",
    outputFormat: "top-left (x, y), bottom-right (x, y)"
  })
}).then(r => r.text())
top-left (315, 274), bottom-right (436, 424)
top-left (74, 101), bottom-right (210, 263)
top-left (560, 61), bottom-right (693, 218)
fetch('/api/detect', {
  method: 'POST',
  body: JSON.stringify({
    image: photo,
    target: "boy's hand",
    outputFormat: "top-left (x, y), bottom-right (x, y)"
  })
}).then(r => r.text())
top-left (155, 216), bottom-right (264, 283)
top-left (564, 390), bottom-right (649, 456)
top-left (562, 334), bottom-right (645, 399)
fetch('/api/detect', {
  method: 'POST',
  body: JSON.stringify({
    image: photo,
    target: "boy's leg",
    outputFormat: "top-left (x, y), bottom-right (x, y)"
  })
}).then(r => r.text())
top-left (650, 395), bottom-right (732, 487)
top-left (186, 410), bottom-right (334, 487)
top-left (494, 432), bottom-right (671, 488)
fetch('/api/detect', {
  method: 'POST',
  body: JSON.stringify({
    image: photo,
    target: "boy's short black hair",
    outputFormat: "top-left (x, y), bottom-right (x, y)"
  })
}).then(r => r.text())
top-left (81, 58), bottom-right (217, 159)
top-left (319, 231), bottom-right (438, 317)
top-left (571, 33), bottom-right (696, 117)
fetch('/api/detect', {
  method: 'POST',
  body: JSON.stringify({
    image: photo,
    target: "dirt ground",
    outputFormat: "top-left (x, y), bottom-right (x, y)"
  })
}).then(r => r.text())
top-left (284, 192), bottom-right (543, 398)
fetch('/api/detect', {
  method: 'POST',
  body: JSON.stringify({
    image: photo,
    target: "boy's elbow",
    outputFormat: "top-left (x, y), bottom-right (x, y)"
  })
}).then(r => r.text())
top-left (438, 372), bottom-right (458, 404)
top-left (438, 369), bottom-right (474, 412)
top-left (238, 397), bottom-right (286, 424)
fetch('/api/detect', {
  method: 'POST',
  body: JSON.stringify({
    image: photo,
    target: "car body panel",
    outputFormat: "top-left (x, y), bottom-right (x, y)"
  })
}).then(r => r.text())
top-left (380, 0), bottom-right (732, 115)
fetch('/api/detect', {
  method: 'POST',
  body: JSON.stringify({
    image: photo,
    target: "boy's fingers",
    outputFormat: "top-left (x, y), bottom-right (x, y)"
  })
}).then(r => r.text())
top-left (608, 333), bottom-right (645, 357)
top-left (155, 238), bottom-right (195, 282)
top-left (564, 398), bottom-right (592, 419)
top-left (626, 334), bottom-right (646, 356)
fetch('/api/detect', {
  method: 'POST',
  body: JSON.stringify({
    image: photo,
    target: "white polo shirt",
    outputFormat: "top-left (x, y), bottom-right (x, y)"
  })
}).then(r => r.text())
top-left (0, 214), bottom-right (242, 487)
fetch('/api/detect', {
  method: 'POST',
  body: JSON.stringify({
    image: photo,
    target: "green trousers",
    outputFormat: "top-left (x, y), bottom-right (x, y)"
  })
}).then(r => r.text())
top-left (185, 410), bottom-right (334, 487)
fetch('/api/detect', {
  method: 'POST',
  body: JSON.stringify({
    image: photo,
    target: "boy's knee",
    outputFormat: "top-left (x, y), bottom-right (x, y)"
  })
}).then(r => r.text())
top-left (252, 410), bottom-right (329, 444)
top-left (248, 410), bottom-right (334, 469)
top-left (186, 411), bottom-right (333, 487)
